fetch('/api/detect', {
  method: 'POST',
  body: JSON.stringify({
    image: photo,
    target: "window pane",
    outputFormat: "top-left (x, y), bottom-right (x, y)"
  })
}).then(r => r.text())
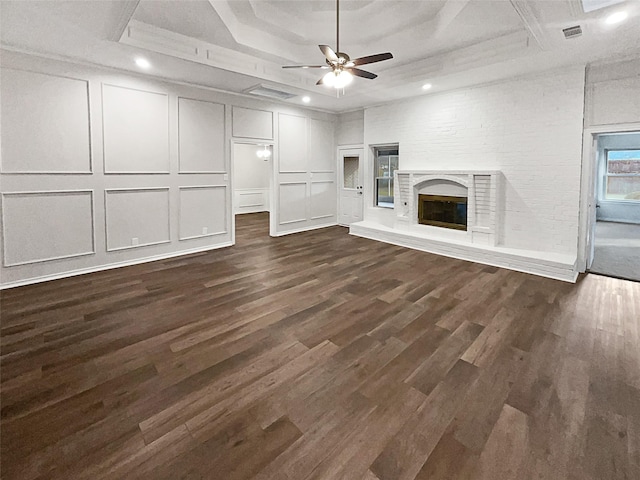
top-left (606, 150), bottom-right (640, 201)
top-left (343, 156), bottom-right (358, 189)
top-left (607, 150), bottom-right (640, 174)
top-left (376, 177), bottom-right (394, 207)
top-left (374, 147), bottom-right (399, 207)
top-left (606, 176), bottom-right (640, 200)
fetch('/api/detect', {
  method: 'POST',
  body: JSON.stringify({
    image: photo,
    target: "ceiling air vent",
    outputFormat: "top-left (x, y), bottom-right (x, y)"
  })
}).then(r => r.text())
top-left (244, 84), bottom-right (297, 101)
top-left (562, 25), bottom-right (583, 39)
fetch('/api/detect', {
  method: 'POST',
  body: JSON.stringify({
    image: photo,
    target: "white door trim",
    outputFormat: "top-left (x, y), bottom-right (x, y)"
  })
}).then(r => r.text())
top-left (337, 145), bottom-right (364, 226)
top-left (578, 122), bottom-right (640, 272)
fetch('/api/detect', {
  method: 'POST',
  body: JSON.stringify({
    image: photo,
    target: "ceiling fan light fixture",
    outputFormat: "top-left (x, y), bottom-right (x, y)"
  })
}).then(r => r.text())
top-left (323, 70), bottom-right (353, 89)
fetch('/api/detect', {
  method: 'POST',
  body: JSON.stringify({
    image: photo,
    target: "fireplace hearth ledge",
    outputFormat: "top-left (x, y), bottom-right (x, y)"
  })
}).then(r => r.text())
top-left (349, 220), bottom-right (578, 283)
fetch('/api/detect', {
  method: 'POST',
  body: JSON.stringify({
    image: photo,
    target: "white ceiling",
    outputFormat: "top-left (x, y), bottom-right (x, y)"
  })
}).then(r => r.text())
top-left (1, 0), bottom-right (639, 113)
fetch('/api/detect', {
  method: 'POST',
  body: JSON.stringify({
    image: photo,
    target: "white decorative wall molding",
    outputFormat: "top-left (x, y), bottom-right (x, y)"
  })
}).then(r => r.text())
top-left (0, 68), bottom-right (92, 174)
top-left (235, 188), bottom-right (269, 214)
top-left (278, 181), bottom-right (308, 225)
top-left (178, 97), bottom-right (226, 173)
top-left (232, 107), bottom-right (274, 140)
top-left (104, 187), bottom-right (171, 251)
top-left (2, 190), bottom-right (95, 266)
top-left (102, 83), bottom-right (170, 174)
top-left (278, 113), bottom-right (308, 173)
top-left (178, 185), bottom-right (228, 240)
top-left (310, 180), bottom-right (337, 220)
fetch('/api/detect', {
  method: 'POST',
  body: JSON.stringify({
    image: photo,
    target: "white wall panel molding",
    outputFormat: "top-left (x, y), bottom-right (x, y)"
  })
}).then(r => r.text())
top-left (104, 187), bottom-right (171, 251)
top-left (178, 185), bottom-right (228, 241)
top-left (232, 106), bottom-right (273, 140)
top-left (178, 97), bottom-right (226, 173)
top-left (278, 181), bottom-right (307, 224)
top-left (1, 68), bottom-right (92, 174)
top-left (235, 188), bottom-right (269, 214)
top-left (310, 180), bottom-right (336, 220)
top-left (102, 83), bottom-right (170, 174)
top-left (278, 113), bottom-right (307, 173)
top-left (308, 118), bottom-right (335, 173)
top-left (2, 190), bottom-right (95, 266)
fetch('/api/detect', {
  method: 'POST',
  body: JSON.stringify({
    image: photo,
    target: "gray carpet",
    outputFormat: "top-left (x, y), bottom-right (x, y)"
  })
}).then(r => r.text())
top-left (590, 221), bottom-right (640, 282)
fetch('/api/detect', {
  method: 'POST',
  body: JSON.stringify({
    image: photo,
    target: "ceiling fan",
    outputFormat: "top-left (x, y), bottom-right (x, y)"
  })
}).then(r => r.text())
top-left (282, 0), bottom-right (393, 89)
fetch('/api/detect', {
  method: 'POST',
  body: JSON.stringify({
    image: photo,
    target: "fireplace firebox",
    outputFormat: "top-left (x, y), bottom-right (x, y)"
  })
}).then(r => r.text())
top-left (418, 194), bottom-right (468, 231)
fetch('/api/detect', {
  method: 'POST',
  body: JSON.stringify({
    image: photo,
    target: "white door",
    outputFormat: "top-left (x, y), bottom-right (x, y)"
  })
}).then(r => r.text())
top-left (339, 148), bottom-right (364, 225)
top-left (586, 135), bottom-right (599, 269)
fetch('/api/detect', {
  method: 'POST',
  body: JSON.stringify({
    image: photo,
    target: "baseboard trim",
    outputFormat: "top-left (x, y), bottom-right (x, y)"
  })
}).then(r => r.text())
top-left (350, 222), bottom-right (578, 283)
top-left (272, 222), bottom-right (339, 237)
top-left (0, 242), bottom-right (234, 290)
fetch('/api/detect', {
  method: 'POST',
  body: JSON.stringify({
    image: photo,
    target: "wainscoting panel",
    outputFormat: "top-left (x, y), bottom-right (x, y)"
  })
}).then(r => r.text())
top-left (232, 106), bottom-right (273, 140)
top-left (2, 190), bottom-right (94, 266)
top-left (278, 113), bottom-right (307, 173)
top-left (179, 186), bottom-right (227, 240)
top-left (235, 188), bottom-right (269, 214)
top-left (102, 84), bottom-right (169, 173)
top-left (0, 69), bottom-right (91, 173)
top-left (309, 118), bottom-right (334, 173)
top-left (310, 180), bottom-right (336, 220)
top-left (178, 98), bottom-right (225, 173)
top-left (278, 182), bottom-right (307, 224)
top-left (105, 188), bottom-right (170, 251)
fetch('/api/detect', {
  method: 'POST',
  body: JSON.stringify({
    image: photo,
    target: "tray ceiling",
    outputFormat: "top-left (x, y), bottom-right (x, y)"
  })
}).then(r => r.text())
top-left (1, 0), bottom-right (639, 112)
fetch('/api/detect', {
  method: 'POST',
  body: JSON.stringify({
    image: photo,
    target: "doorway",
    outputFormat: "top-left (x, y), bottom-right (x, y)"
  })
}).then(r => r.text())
top-left (588, 132), bottom-right (640, 281)
top-left (232, 142), bottom-right (273, 239)
top-left (338, 148), bottom-right (364, 226)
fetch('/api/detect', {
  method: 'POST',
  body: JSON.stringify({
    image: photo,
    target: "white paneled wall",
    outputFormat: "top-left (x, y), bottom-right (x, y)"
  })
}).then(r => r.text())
top-left (363, 67), bottom-right (586, 257)
top-left (1, 69), bottom-right (92, 173)
top-left (0, 51), bottom-right (336, 288)
top-left (178, 98), bottom-right (225, 173)
top-left (105, 188), bottom-right (171, 251)
top-left (1, 191), bottom-right (95, 266)
top-left (232, 106), bottom-right (273, 140)
top-left (275, 113), bottom-right (337, 235)
top-left (337, 110), bottom-right (364, 146)
top-left (102, 84), bottom-right (170, 173)
top-left (179, 186), bottom-right (228, 239)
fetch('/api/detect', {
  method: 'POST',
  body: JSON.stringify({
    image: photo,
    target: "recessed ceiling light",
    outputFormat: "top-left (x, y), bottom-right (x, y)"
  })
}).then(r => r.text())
top-left (605, 11), bottom-right (628, 24)
top-left (135, 57), bottom-right (151, 69)
top-left (422, 83), bottom-right (432, 90)
top-left (302, 96), bottom-right (311, 103)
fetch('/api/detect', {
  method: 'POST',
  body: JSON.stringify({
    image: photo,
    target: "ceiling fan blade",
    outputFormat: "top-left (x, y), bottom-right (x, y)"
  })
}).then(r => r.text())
top-left (316, 76), bottom-right (325, 85)
top-left (351, 52), bottom-right (393, 67)
top-left (319, 45), bottom-right (339, 63)
top-left (282, 65), bottom-right (329, 69)
top-left (347, 68), bottom-right (377, 80)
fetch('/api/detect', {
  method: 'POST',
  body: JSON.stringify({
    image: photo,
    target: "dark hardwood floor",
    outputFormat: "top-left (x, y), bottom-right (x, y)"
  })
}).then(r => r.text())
top-left (1, 212), bottom-right (639, 480)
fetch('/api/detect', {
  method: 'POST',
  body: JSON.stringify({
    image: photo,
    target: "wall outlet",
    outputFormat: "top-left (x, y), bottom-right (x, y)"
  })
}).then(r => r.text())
top-left (202, 227), bottom-right (208, 235)
top-left (131, 237), bottom-right (139, 246)
top-left (223, 173), bottom-right (228, 181)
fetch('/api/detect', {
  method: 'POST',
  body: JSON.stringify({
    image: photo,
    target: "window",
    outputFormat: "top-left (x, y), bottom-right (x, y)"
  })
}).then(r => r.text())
top-left (374, 146), bottom-right (399, 208)
top-left (605, 149), bottom-right (640, 201)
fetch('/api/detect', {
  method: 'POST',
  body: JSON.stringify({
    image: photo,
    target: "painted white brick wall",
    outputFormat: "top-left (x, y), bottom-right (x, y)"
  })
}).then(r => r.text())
top-left (586, 57), bottom-right (640, 127)
top-left (337, 110), bottom-right (364, 146)
top-left (364, 66), bottom-right (586, 255)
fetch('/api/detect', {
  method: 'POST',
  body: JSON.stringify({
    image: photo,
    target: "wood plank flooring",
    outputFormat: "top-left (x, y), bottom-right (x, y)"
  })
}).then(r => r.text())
top-left (1, 212), bottom-right (639, 480)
